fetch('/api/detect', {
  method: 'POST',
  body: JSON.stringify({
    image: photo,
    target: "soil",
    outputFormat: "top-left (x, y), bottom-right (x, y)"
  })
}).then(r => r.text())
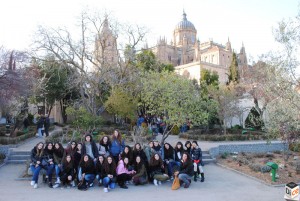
top-left (217, 152), bottom-right (300, 185)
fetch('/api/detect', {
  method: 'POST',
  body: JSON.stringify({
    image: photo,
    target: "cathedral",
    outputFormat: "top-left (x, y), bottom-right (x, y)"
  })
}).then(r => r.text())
top-left (150, 11), bottom-right (248, 84)
top-left (94, 11), bottom-right (248, 84)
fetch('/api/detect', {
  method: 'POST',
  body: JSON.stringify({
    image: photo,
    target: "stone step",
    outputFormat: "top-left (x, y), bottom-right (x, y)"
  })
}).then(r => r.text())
top-left (10, 151), bottom-right (31, 155)
top-left (202, 153), bottom-right (212, 159)
top-left (8, 155), bottom-right (30, 160)
top-left (7, 159), bottom-right (28, 164)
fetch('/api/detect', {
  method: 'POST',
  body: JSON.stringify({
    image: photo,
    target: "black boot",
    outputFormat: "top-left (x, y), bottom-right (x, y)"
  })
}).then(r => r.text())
top-left (193, 172), bottom-right (197, 182)
top-left (200, 173), bottom-right (205, 182)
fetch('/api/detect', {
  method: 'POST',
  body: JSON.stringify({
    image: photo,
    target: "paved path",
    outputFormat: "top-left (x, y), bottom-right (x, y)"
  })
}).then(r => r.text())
top-left (0, 130), bottom-right (286, 201)
top-left (0, 163), bottom-right (284, 201)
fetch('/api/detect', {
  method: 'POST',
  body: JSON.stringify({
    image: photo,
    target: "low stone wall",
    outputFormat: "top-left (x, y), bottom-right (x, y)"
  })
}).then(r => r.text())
top-left (0, 145), bottom-right (9, 155)
top-left (209, 142), bottom-right (288, 158)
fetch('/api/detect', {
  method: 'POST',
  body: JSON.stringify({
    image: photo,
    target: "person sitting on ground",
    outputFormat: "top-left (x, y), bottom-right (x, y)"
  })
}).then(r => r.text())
top-left (162, 142), bottom-right (180, 178)
top-left (98, 136), bottom-right (111, 157)
top-left (184, 141), bottom-right (192, 154)
top-left (132, 155), bottom-right (148, 186)
top-left (53, 154), bottom-right (75, 188)
top-left (95, 155), bottom-right (105, 186)
top-left (149, 153), bottom-right (169, 186)
top-left (174, 152), bottom-right (194, 189)
top-left (102, 155), bottom-right (117, 193)
top-left (116, 157), bottom-right (136, 189)
top-left (152, 140), bottom-right (162, 157)
top-left (30, 142), bottom-right (44, 189)
top-left (79, 154), bottom-right (96, 188)
top-left (174, 141), bottom-right (184, 164)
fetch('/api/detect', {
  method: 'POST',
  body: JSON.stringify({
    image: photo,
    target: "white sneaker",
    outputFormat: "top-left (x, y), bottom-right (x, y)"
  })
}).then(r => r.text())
top-left (71, 181), bottom-right (76, 187)
top-left (158, 181), bottom-right (162, 185)
top-left (53, 183), bottom-right (60, 188)
top-left (55, 178), bottom-right (61, 184)
top-left (30, 181), bottom-right (35, 186)
top-left (33, 184), bottom-right (38, 189)
top-left (104, 188), bottom-right (108, 193)
top-left (153, 179), bottom-right (158, 186)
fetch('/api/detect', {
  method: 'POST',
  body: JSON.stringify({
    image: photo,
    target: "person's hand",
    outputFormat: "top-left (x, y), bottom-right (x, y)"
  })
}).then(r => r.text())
top-left (163, 174), bottom-right (168, 177)
top-left (36, 161), bottom-right (41, 165)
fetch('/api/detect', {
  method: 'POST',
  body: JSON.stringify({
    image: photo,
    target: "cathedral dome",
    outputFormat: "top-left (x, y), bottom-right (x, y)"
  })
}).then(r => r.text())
top-left (175, 12), bottom-right (196, 31)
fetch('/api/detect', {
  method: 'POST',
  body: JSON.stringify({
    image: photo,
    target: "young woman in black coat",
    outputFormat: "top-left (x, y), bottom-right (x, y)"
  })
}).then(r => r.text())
top-left (132, 155), bottom-right (148, 185)
top-left (30, 142), bottom-right (44, 189)
top-left (53, 142), bottom-right (65, 185)
top-left (79, 154), bottom-right (96, 187)
top-left (95, 155), bottom-right (105, 186)
top-left (174, 152), bottom-right (194, 188)
top-left (102, 156), bottom-right (117, 193)
top-left (191, 141), bottom-right (205, 182)
top-left (42, 142), bottom-right (55, 188)
top-left (53, 154), bottom-right (75, 188)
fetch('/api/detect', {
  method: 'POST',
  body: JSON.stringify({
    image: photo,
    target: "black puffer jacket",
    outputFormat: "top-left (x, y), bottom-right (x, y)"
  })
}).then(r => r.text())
top-left (179, 160), bottom-right (194, 176)
top-left (191, 147), bottom-right (204, 166)
top-left (30, 148), bottom-right (43, 165)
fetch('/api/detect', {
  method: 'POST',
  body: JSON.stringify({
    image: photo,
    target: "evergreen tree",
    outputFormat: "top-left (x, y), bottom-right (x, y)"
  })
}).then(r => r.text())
top-left (228, 52), bottom-right (239, 83)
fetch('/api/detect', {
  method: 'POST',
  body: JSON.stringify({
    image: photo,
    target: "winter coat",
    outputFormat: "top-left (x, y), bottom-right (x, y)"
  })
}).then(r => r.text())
top-left (110, 139), bottom-right (125, 157)
top-left (134, 163), bottom-right (147, 179)
top-left (97, 143), bottom-right (110, 157)
top-left (116, 160), bottom-right (135, 175)
top-left (30, 148), bottom-right (43, 165)
top-left (133, 149), bottom-right (148, 164)
top-left (80, 161), bottom-right (95, 175)
top-left (103, 164), bottom-right (116, 178)
top-left (174, 149), bottom-right (184, 162)
top-left (95, 161), bottom-right (104, 178)
top-left (179, 160), bottom-right (194, 176)
top-left (191, 147), bottom-right (204, 166)
top-left (82, 135), bottom-right (99, 159)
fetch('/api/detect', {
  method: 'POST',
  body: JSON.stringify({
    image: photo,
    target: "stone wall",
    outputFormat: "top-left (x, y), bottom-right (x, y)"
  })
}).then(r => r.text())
top-left (209, 142), bottom-right (288, 158)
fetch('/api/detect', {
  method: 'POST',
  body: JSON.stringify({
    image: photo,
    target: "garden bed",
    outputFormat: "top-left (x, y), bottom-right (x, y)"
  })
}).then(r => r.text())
top-left (217, 151), bottom-right (300, 185)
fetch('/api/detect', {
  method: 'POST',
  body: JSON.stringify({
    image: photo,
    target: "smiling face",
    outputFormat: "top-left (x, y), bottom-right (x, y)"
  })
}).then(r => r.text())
top-left (85, 135), bottom-right (91, 142)
top-left (47, 143), bottom-right (53, 150)
top-left (176, 143), bottom-right (182, 149)
top-left (84, 155), bottom-right (89, 162)
top-left (107, 157), bottom-right (112, 164)
top-left (154, 141), bottom-right (159, 147)
top-left (77, 144), bottom-right (82, 150)
top-left (164, 143), bottom-right (169, 149)
top-left (182, 153), bottom-right (188, 161)
top-left (37, 143), bottom-right (44, 150)
top-left (98, 156), bottom-right (104, 163)
top-left (154, 154), bottom-right (159, 160)
top-left (114, 130), bottom-right (119, 138)
top-left (135, 143), bottom-right (141, 150)
top-left (136, 156), bottom-right (141, 163)
top-left (124, 147), bottom-right (129, 153)
top-left (103, 137), bottom-right (108, 143)
top-left (55, 143), bottom-right (59, 149)
top-left (123, 157), bottom-right (129, 165)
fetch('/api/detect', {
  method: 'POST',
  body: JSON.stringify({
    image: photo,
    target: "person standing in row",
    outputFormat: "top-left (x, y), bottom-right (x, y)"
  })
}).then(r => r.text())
top-left (110, 130), bottom-right (125, 163)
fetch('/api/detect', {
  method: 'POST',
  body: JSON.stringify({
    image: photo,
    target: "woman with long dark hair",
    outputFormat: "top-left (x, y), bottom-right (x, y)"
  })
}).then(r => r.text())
top-left (120, 145), bottom-right (133, 168)
top-left (191, 141), bottom-right (205, 182)
top-left (184, 141), bottom-right (192, 154)
top-left (149, 153), bottom-right (169, 186)
top-left (82, 134), bottom-right (99, 162)
top-left (98, 136), bottom-right (111, 157)
top-left (30, 142), bottom-right (44, 189)
top-left (174, 152), bottom-right (193, 188)
top-left (132, 155), bottom-right (148, 185)
top-left (42, 142), bottom-right (55, 188)
top-left (95, 155), bottom-right (105, 186)
top-left (116, 157), bottom-right (136, 189)
top-left (102, 155), bottom-right (117, 193)
top-left (53, 154), bottom-right (75, 188)
top-left (163, 143), bottom-right (180, 178)
top-left (79, 154), bottom-right (96, 187)
top-left (74, 142), bottom-right (82, 181)
top-left (174, 141), bottom-right (184, 163)
top-left (109, 129), bottom-right (125, 163)
top-left (53, 142), bottom-right (65, 185)
top-left (65, 141), bottom-right (77, 159)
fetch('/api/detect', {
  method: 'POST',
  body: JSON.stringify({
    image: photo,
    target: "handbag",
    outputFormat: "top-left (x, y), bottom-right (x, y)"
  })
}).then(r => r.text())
top-left (171, 176), bottom-right (180, 190)
top-left (78, 180), bottom-right (87, 191)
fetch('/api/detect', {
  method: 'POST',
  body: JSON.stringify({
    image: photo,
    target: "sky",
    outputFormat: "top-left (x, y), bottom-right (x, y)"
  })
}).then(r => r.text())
top-left (0, 0), bottom-right (299, 63)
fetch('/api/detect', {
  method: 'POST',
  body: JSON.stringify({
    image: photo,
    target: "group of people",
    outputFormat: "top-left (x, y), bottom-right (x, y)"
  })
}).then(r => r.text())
top-left (30, 129), bottom-right (205, 192)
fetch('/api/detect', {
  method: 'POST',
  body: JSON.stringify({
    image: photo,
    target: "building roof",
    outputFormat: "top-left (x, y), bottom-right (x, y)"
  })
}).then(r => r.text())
top-left (174, 11), bottom-right (196, 31)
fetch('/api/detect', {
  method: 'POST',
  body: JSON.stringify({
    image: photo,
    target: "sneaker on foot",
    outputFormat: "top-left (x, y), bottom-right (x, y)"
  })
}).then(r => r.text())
top-left (71, 181), bottom-right (76, 187)
top-left (30, 181), bottom-right (35, 186)
top-left (48, 182), bottom-right (53, 188)
top-left (53, 183), bottom-right (60, 188)
top-left (184, 182), bottom-right (190, 188)
top-left (33, 184), bottom-right (38, 189)
top-left (158, 181), bottom-right (162, 185)
top-left (55, 178), bottom-right (61, 184)
top-left (120, 185), bottom-right (128, 189)
top-left (104, 188), bottom-right (108, 193)
top-left (153, 179), bottom-right (158, 186)
top-left (89, 183), bottom-right (94, 187)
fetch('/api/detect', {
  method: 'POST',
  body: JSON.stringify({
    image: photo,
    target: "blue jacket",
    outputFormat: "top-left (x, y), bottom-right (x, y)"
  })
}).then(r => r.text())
top-left (109, 139), bottom-right (125, 156)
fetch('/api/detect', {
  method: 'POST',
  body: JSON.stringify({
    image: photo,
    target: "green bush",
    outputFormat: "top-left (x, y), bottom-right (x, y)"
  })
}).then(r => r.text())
top-left (171, 125), bottom-right (180, 135)
top-left (0, 152), bottom-right (6, 160)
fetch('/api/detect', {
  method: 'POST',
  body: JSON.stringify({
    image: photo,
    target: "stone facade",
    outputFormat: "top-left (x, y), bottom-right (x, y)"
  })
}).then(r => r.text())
top-left (150, 11), bottom-right (248, 84)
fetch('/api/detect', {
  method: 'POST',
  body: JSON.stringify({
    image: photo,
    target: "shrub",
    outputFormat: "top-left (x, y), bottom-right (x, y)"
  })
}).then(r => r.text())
top-left (232, 125), bottom-right (243, 130)
top-left (249, 163), bottom-right (262, 172)
top-left (0, 152), bottom-right (6, 160)
top-left (261, 166), bottom-right (272, 173)
top-left (171, 125), bottom-right (180, 135)
top-left (221, 152), bottom-right (229, 159)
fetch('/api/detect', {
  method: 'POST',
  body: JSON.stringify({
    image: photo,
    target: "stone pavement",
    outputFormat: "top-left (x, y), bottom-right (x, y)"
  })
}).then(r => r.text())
top-left (0, 163), bottom-right (284, 201)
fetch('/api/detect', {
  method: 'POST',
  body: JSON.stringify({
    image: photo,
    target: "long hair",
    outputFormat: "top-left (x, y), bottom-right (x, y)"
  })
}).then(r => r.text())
top-left (62, 154), bottom-right (74, 169)
top-left (163, 143), bottom-right (174, 158)
top-left (121, 145), bottom-right (133, 162)
top-left (66, 141), bottom-right (77, 156)
top-left (149, 153), bottom-right (163, 167)
top-left (103, 155), bottom-right (116, 173)
top-left (34, 142), bottom-right (44, 157)
top-left (175, 141), bottom-right (184, 152)
top-left (54, 142), bottom-right (65, 158)
top-left (111, 129), bottom-right (122, 144)
top-left (79, 154), bottom-right (93, 168)
top-left (44, 142), bottom-right (54, 155)
top-left (99, 136), bottom-right (111, 146)
top-left (134, 155), bottom-right (144, 171)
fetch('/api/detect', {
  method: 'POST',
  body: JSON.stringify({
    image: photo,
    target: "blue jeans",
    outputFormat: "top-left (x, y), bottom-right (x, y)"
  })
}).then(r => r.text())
top-left (37, 128), bottom-right (43, 137)
top-left (166, 161), bottom-right (181, 176)
top-left (103, 177), bottom-right (116, 188)
top-left (55, 165), bottom-right (61, 178)
top-left (45, 164), bottom-right (55, 182)
top-left (178, 173), bottom-right (192, 184)
top-left (30, 165), bottom-right (42, 183)
top-left (84, 174), bottom-right (95, 184)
